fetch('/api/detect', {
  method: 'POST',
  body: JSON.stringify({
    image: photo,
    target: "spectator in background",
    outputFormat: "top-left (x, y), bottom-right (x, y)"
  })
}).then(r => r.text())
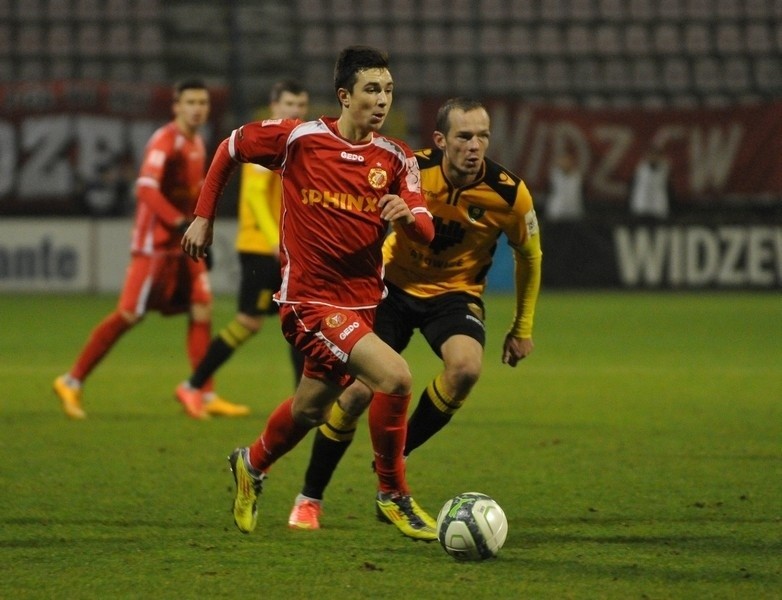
top-left (629, 144), bottom-right (671, 220)
top-left (545, 148), bottom-right (584, 222)
top-left (53, 79), bottom-right (224, 420)
top-left (175, 80), bottom-right (310, 417)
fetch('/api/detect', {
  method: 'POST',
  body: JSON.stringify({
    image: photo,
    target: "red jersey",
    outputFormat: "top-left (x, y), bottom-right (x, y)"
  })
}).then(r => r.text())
top-left (132, 121), bottom-right (206, 254)
top-left (197, 117), bottom-right (431, 309)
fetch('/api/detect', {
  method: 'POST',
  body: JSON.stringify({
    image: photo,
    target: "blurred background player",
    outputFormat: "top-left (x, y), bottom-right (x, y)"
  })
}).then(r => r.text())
top-left (53, 79), bottom-right (217, 420)
top-left (629, 144), bottom-right (672, 221)
top-left (175, 80), bottom-right (310, 416)
top-left (545, 148), bottom-right (585, 222)
top-left (182, 46), bottom-right (437, 541)
top-left (288, 97), bottom-right (542, 530)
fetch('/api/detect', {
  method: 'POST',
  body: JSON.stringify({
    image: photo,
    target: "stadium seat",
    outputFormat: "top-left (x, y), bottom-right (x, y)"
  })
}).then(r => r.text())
top-left (483, 58), bottom-right (514, 93)
top-left (685, 0), bottom-right (712, 20)
top-left (47, 24), bottom-right (73, 57)
top-left (716, 0), bottom-right (741, 19)
top-left (744, 0), bottom-right (771, 18)
top-left (569, 0), bottom-right (597, 21)
top-left (422, 58), bottom-right (451, 94)
top-left (15, 0), bottom-right (41, 20)
top-left (657, 0), bottom-right (684, 19)
top-left (296, 0), bottom-right (325, 20)
top-left (624, 24), bottom-right (651, 56)
top-left (603, 58), bottom-right (632, 90)
top-left (358, 0), bottom-right (384, 21)
top-left (389, 0), bottom-right (415, 20)
top-left (134, 0), bottom-right (161, 19)
top-left (745, 22), bottom-right (773, 54)
top-left (139, 61), bottom-right (166, 83)
top-left (0, 23), bottom-right (10, 54)
top-left (653, 23), bottom-right (682, 55)
top-left (629, 0), bottom-right (655, 21)
top-left (46, 0), bottom-right (70, 19)
top-left (300, 25), bottom-right (329, 57)
top-left (595, 24), bottom-right (622, 56)
top-left (571, 59), bottom-right (602, 92)
top-left (137, 24), bottom-right (164, 58)
top-left (16, 24), bottom-right (44, 55)
top-left (19, 59), bottom-right (45, 81)
top-left (662, 57), bottom-right (691, 93)
top-left (479, 24), bottom-right (506, 56)
top-left (389, 25), bottom-right (417, 57)
top-left (632, 58), bottom-right (660, 91)
top-left (510, 0), bottom-right (538, 21)
top-left (540, 0), bottom-right (567, 22)
top-left (422, 25), bottom-right (449, 57)
top-left (329, 0), bottom-right (355, 22)
top-left (452, 61), bottom-right (478, 93)
top-left (598, 0), bottom-right (625, 21)
top-left (0, 58), bottom-right (13, 81)
top-left (106, 24), bottom-right (133, 57)
top-left (79, 60), bottom-right (105, 80)
top-left (77, 23), bottom-right (103, 58)
top-left (508, 25), bottom-right (535, 56)
top-left (0, 0), bottom-right (9, 19)
top-left (565, 25), bottom-right (594, 55)
top-left (74, 0), bottom-right (102, 19)
top-left (105, 0), bottom-right (130, 20)
top-left (450, 25), bottom-right (476, 57)
top-left (536, 25), bottom-right (565, 56)
top-left (753, 57), bottom-right (782, 88)
top-left (715, 23), bottom-right (743, 55)
top-left (514, 59), bottom-right (543, 93)
top-left (723, 57), bottom-right (751, 91)
top-left (684, 23), bottom-right (712, 55)
top-left (362, 25), bottom-right (388, 52)
top-left (333, 24), bottom-right (359, 52)
top-left (481, 0), bottom-right (507, 21)
top-left (109, 60), bottom-right (137, 82)
top-left (693, 56), bottom-right (722, 92)
top-left (542, 59), bottom-right (571, 92)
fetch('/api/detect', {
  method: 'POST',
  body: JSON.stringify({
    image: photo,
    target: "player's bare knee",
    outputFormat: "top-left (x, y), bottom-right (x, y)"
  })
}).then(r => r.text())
top-left (446, 360), bottom-right (482, 397)
top-left (236, 313), bottom-right (262, 333)
top-left (339, 384), bottom-right (373, 415)
top-left (377, 364), bottom-right (413, 396)
top-left (190, 302), bottom-right (211, 322)
top-left (291, 403), bottom-right (327, 428)
top-left (118, 310), bottom-right (141, 326)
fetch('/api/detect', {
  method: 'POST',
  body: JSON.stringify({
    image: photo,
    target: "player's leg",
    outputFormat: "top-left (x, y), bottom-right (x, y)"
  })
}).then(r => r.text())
top-left (348, 333), bottom-right (437, 540)
top-left (289, 379), bottom-right (372, 529)
top-left (177, 253), bottom-right (272, 416)
top-left (290, 288), bottom-right (415, 527)
top-left (53, 256), bottom-right (149, 419)
top-left (406, 294), bottom-right (486, 456)
top-left (231, 374), bottom-right (341, 534)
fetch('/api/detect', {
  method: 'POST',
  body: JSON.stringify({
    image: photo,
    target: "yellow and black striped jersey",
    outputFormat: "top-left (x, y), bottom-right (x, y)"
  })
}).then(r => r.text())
top-left (383, 148), bottom-right (542, 337)
top-left (235, 162), bottom-right (281, 255)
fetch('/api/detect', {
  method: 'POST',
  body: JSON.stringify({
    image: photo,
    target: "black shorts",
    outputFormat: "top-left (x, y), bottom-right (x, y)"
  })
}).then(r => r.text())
top-left (237, 253), bottom-right (282, 316)
top-left (374, 282), bottom-right (486, 358)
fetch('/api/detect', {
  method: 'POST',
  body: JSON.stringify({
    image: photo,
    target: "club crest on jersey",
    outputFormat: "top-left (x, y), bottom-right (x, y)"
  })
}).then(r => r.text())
top-left (324, 312), bottom-right (347, 329)
top-left (467, 205), bottom-right (486, 222)
top-left (367, 167), bottom-right (388, 190)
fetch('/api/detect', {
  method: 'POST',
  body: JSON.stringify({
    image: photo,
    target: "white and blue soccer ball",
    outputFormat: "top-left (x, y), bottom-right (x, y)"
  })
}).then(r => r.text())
top-left (436, 492), bottom-right (508, 561)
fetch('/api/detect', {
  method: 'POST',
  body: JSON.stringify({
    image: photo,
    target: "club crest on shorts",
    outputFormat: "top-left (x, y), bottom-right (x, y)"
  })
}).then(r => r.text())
top-left (324, 312), bottom-right (347, 329)
top-left (368, 167), bottom-right (388, 190)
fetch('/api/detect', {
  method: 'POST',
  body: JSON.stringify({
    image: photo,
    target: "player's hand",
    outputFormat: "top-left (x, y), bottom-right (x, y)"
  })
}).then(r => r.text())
top-left (378, 194), bottom-right (414, 225)
top-left (502, 334), bottom-right (534, 367)
top-left (181, 216), bottom-right (214, 262)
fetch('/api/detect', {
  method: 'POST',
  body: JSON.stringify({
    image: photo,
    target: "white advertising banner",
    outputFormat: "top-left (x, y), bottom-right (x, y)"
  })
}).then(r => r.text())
top-left (0, 218), bottom-right (240, 294)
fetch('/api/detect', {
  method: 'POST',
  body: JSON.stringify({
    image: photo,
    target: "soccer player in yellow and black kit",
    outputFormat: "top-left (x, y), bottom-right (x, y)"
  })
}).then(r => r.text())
top-left (287, 97), bottom-right (542, 529)
top-left (175, 80), bottom-right (309, 416)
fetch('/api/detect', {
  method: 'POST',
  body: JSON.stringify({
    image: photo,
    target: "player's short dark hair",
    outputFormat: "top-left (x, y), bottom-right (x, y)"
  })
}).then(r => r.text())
top-left (269, 79), bottom-right (307, 104)
top-left (173, 78), bottom-right (208, 100)
top-left (435, 97), bottom-right (487, 135)
top-left (333, 45), bottom-right (389, 99)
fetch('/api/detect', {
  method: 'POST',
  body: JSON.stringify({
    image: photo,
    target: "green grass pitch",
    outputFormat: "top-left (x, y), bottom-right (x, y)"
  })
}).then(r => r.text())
top-left (1, 291), bottom-right (780, 599)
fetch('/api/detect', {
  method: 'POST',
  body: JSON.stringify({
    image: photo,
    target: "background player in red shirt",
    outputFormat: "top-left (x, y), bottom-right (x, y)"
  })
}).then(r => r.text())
top-left (182, 46), bottom-right (437, 541)
top-left (175, 80), bottom-right (310, 416)
top-left (53, 79), bottom-right (227, 420)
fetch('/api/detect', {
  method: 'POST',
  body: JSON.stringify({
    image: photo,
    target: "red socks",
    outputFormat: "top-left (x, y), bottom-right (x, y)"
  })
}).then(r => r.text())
top-left (71, 312), bottom-right (133, 381)
top-left (368, 391), bottom-right (411, 494)
top-left (249, 398), bottom-right (310, 472)
top-left (187, 318), bottom-right (212, 391)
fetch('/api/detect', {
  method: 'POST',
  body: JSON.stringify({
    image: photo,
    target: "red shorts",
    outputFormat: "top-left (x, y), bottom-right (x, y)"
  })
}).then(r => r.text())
top-left (279, 303), bottom-right (376, 387)
top-left (118, 251), bottom-right (211, 317)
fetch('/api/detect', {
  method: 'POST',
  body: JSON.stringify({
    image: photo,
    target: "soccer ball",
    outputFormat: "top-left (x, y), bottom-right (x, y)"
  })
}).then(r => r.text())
top-left (436, 492), bottom-right (508, 561)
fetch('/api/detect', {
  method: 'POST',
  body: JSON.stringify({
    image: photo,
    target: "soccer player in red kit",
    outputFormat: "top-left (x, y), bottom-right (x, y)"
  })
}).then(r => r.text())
top-left (182, 46), bottom-right (437, 541)
top-left (53, 79), bottom-right (241, 420)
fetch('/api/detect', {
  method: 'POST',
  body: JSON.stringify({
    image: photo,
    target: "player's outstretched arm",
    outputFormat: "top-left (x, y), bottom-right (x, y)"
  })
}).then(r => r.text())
top-left (378, 194), bottom-right (434, 244)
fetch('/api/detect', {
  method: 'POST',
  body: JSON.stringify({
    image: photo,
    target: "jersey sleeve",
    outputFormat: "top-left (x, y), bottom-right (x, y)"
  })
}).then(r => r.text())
top-left (507, 181), bottom-right (543, 339)
top-left (135, 129), bottom-right (186, 228)
top-left (392, 144), bottom-right (434, 244)
top-left (230, 119), bottom-right (299, 169)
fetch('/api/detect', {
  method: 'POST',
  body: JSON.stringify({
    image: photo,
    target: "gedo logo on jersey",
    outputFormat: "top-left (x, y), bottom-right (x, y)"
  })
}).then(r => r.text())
top-left (340, 151), bottom-right (365, 163)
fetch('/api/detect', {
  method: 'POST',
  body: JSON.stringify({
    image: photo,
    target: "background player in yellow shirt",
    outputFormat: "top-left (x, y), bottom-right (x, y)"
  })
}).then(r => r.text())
top-left (176, 80), bottom-right (309, 416)
top-left (288, 97), bottom-right (542, 529)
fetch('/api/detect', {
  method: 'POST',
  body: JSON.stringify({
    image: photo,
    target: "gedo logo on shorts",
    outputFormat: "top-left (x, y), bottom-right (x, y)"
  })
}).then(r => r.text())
top-left (339, 321), bottom-right (360, 340)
